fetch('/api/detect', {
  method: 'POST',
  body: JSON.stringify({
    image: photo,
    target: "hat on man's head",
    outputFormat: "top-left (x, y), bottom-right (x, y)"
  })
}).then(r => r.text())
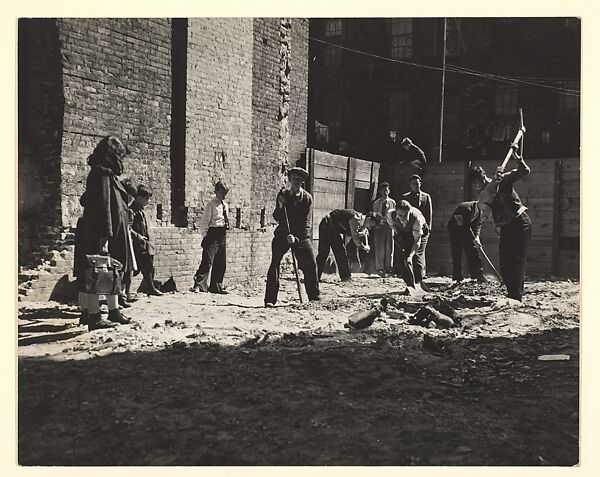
top-left (287, 167), bottom-right (309, 180)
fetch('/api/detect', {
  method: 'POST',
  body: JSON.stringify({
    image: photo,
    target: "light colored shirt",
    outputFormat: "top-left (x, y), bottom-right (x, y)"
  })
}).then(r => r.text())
top-left (199, 196), bottom-right (229, 237)
top-left (372, 196), bottom-right (396, 219)
top-left (386, 207), bottom-right (426, 241)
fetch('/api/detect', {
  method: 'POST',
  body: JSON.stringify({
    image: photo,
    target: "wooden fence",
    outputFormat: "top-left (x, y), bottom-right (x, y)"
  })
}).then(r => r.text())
top-left (306, 149), bottom-right (380, 244)
top-left (305, 149), bottom-right (579, 279)
top-left (415, 158), bottom-right (580, 278)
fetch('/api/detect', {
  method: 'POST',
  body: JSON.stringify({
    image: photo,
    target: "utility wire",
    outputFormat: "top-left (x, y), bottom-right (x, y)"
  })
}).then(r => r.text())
top-left (310, 36), bottom-right (580, 97)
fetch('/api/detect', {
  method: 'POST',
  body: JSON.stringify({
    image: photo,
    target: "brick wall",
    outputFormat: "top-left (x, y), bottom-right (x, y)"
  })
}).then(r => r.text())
top-left (18, 18), bottom-right (310, 301)
top-left (185, 18), bottom-right (254, 226)
top-left (18, 19), bottom-right (65, 264)
top-left (289, 19), bottom-right (309, 167)
top-left (57, 18), bottom-right (173, 228)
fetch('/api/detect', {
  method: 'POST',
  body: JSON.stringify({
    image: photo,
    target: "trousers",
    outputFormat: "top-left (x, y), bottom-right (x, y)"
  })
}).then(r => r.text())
top-left (316, 216), bottom-right (352, 281)
top-left (373, 224), bottom-right (394, 271)
top-left (394, 233), bottom-right (427, 287)
top-left (195, 227), bottom-right (227, 292)
top-left (448, 227), bottom-right (484, 281)
top-left (265, 237), bottom-right (320, 305)
top-left (499, 212), bottom-right (532, 300)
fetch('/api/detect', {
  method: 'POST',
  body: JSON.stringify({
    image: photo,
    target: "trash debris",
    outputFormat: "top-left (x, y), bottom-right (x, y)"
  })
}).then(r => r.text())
top-left (537, 354), bottom-right (570, 361)
top-left (345, 298), bottom-right (388, 330)
top-left (409, 306), bottom-right (455, 329)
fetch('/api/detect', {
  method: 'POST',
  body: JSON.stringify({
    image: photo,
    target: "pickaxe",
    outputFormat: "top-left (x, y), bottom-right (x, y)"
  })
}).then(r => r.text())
top-left (499, 108), bottom-right (525, 172)
top-left (283, 205), bottom-right (304, 304)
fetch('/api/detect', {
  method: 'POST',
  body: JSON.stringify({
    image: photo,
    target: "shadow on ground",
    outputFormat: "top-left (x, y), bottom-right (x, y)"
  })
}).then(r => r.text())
top-left (19, 326), bottom-right (579, 466)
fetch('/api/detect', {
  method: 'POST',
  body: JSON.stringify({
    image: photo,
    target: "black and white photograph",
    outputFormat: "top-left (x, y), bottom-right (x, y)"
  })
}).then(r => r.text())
top-left (13, 6), bottom-right (590, 468)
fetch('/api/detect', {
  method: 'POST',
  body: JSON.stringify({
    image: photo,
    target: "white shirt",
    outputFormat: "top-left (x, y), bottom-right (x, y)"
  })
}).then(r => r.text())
top-left (199, 196), bottom-right (229, 236)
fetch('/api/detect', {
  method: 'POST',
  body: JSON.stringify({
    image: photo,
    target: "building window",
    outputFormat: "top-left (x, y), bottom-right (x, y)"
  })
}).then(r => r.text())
top-left (389, 91), bottom-right (411, 134)
top-left (558, 82), bottom-right (580, 113)
top-left (445, 18), bottom-right (461, 57)
top-left (494, 87), bottom-right (518, 115)
top-left (390, 19), bottom-right (413, 59)
top-left (325, 19), bottom-right (343, 37)
top-left (323, 44), bottom-right (341, 66)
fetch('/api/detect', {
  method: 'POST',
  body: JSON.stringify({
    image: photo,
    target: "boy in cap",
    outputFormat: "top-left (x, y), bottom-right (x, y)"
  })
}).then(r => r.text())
top-left (192, 180), bottom-right (230, 294)
top-left (129, 184), bottom-right (163, 296)
top-left (265, 167), bottom-right (320, 307)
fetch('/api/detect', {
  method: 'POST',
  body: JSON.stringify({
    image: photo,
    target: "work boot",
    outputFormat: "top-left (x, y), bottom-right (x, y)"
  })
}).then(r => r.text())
top-left (87, 313), bottom-right (118, 331)
top-left (118, 294), bottom-right (132, 308)
top-left (420, 282), bottom-right (433, 292)
top-left (209, 283), bottom-right (228, 295)
top-left (107, 308), bottom-right (131, 324)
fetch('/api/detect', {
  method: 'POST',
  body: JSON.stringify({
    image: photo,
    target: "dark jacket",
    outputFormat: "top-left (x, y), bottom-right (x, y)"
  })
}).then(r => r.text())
top-left (74, 154), bottom-right (133, 278)
top-left (402, 190), bottom-right (433, 229)
top-left (485, 161), bottom-right (530, 227)
top-left (447, 201), bottom-right (483, 236)
top-left (273, 188), bottom-right (313, 241)
top-left (130, 207), bottom-right (154, 257)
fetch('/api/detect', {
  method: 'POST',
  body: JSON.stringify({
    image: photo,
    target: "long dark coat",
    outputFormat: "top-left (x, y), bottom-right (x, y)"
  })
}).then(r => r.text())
top-left (73, 156), bottom-right (134, 281)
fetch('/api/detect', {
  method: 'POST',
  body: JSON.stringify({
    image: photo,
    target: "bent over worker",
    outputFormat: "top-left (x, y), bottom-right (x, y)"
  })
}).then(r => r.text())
top-left (316, 209), bottom-right (381, 282)
top-left (387, 200), bottom-right (429, 293)
top-left (472, 147), bottom-right (532, 301)
top-left (447, 200), bottom-right (486, 283)
top-left (264, 167), bottom-right (320, 307)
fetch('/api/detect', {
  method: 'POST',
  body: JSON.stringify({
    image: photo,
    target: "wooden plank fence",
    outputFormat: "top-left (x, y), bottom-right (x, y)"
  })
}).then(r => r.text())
top-left (306, 150), bottom-right (579, 279)
top-left (388, 158), bottom-right (580, 278)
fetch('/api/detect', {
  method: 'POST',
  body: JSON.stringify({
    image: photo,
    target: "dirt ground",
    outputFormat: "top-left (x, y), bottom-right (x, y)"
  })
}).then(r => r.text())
top-left (18, 272), bottom-right (579, 466)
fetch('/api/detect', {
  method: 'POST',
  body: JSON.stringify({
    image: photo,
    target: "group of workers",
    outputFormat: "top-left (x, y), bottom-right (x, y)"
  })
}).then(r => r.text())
top-left (74, 134), bottom-right (531, 330)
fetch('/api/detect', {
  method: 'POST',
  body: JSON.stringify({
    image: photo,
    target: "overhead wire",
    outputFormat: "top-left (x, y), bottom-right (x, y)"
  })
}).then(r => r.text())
top-left (309, 36), bottom-right (580, 97)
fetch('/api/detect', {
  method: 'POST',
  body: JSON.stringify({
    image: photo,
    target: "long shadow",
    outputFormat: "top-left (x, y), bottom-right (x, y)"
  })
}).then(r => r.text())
top-left (18, 326), bottom-right (579, 466)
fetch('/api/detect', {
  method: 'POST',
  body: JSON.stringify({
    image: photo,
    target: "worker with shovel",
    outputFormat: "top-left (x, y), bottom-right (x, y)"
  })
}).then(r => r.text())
top-left (386, 200), bottom-right (429, 295)
top-left (264, 167), bottom-right (320, 307)
top-left (447, 200), bottom-right (487, 284)
top-left (472, 146), bottom-right (532, 301)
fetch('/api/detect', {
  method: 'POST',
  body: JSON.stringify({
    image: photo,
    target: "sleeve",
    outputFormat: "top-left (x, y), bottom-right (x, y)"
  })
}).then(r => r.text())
top-left (412, 214), bottom-right (425, 240)
top-left (425, 194), bottom-right (433, 229)
top-left (84, 171), bottom-right (113, 238)
top-left (386, 209), bottom-right (397, 234)
top-left (199, 200), bottom-right (213, 237)
top-left (372, 198), bottom-right (382, 215)
top-left (410, 144), bottom-right (427, 164)
top-left (349, 214), bottom-right (363, 246)
top-left (272, 192), bottom-right (285, 223)
top-left (303, 193), bottom-right (313, 236)
top-left (479, 179), bottom-right (499, 204)
top-left (503, 160), bottom-right (531, 184)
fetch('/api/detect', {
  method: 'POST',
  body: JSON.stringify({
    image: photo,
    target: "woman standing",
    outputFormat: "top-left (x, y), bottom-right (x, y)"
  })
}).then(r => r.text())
top-left (74, 135), bottom-right (134, 330)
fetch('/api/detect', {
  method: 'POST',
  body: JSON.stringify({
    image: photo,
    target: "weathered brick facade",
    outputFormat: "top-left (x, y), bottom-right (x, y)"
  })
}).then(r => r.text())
top-left (18, 18), bottom-right (310, 301)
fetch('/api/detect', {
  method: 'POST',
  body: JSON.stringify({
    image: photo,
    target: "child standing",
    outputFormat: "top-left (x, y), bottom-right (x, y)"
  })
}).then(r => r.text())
top-left (191, 181), bottom-right (230, 294)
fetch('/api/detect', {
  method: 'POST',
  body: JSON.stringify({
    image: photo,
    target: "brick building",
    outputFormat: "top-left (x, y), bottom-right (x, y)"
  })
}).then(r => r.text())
top-left (18, 18), bottom-right (309, 301)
